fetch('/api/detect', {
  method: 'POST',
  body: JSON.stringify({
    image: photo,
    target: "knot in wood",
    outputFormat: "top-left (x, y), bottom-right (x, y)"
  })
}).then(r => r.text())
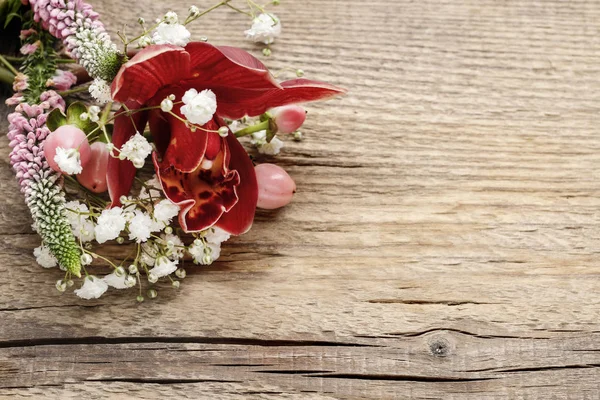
top-left (428, 336), bottom-right (451, 357)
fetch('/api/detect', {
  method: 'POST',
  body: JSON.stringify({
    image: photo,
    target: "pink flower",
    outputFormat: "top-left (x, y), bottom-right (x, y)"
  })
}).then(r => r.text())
top-left (20, 28), bottom-right (37, 40)
top-left (46, 70), bottom-right (77, 91)
top-left (20, 42), bottom-right (39, 55)
top-left (12, 73), bottom-right (28, 92)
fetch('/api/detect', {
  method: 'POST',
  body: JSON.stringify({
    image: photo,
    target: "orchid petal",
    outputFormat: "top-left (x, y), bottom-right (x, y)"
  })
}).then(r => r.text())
top-left (215, 128), bottom-right (258, 235)
top-left (192, 78), bottom-right (346, 119)
top-left (185, 42), bottom-right (280, 90)
top-left (111, 45), bottom-right (190, 105)
top-left (106, 102), bottom-right (149, 207)
top-left (153, 135), bottom-right (240, 233)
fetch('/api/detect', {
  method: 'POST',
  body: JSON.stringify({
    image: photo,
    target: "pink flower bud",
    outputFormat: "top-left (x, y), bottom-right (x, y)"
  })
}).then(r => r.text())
top-left (255, 163), bottom-right (296, 209)
top-left (44, 125), bottom-right (91, 173)
top-left (271, 105), bottom-right (306, 134)
top-left (77, 142), bottom-right (109, 192)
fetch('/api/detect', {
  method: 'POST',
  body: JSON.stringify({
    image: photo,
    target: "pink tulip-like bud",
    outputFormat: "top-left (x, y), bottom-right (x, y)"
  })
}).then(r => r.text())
top-left (44, 125), bottom-right (91, 173)
top-left (271, 105), bottom-right (306, 134)
top-left (255, 163), bottom-right (296, 209)
top-left (77, 142), bottom-right (109, 192)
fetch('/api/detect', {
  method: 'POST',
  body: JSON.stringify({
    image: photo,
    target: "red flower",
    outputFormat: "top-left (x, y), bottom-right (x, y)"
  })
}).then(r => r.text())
top-left (107, 43), bottom-right (344, 234)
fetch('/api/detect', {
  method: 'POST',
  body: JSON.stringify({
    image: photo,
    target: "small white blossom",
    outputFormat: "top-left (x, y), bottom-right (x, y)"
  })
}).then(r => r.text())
top-left (95, 207), bottom-right (126, 244)
top-left (119, 132), bottom-right (153, 168)
top-left (129, 211), bottom-right (154, 243)
top-left (188, 239), bottom-right (221, 265)
top-left (138, 35), bottom-right (153, 48)
top-left (80, 112), bottom-right (89, 121)
top-left (159, 233), bottom-right (185, 260)
top-left (34, 245), bottom-right (57, 268)
top-left (189, 5), bottom-right (200, 17)
top-left (54, 147), bottom-right (83, 175)
top-left (140, 241), bottom-right (159, 267)
top-left (103, 272), bottom-right (133, 289)
top-left (64, 201), bottom-right (95, 242)
top-left (154, 199), bottom-right (180, 225)
top-left (259, 137), bottom-right (284, 155)
top-left (245, 13), bottom-right (281, 44)
top-left (153, 22), bottom-right (191, 47)
top-left (251, 131), bottom-right (284, 155)
top-left (180, 89), bottom-right (217, 126)
top-left (89, 78), bottom-right (112, 103)
top-left (164, 11), bottom-right (179, 24)
top-left (75, 276), bottom-right (108, 300)
top-left (205, 227), bottom-right (231, 244)
top-left (149, 256), bottom-right (179, 278)
top-left (88, 105), bottom-right (101, 122)
top-left (139, 175), bottom-right (163, 200)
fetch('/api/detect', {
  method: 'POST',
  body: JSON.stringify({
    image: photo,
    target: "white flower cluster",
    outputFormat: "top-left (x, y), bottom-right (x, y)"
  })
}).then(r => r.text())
top-left (180, 89), bottom-right (217, 126)
top-left (245, 13), bottom-right (281, 44)
top-left (44, 173), bottom-right (233, 300)
top-left (54, 147), bottom-right (83, 175)
top-left (137, 11), bottom-right (191, 48)
top-left (119, 132), bottom-right (153, 168)
top-left (89, 78), bottom-right (112, 104)
top-left (188, 228), bottom-right (230, 265)
top-left (251, 130), bottom-right (284, 155)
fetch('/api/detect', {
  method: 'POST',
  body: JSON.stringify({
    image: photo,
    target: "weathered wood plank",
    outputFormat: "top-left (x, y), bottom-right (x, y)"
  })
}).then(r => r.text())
top-left (2, 0), bottom-right (600, 398)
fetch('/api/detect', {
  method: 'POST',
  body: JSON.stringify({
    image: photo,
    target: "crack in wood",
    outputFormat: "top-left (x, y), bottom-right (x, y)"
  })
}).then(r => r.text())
top-left (0, 336), bottom-right (377, 349)
top-left (307, 373), bottom-right (497, 383)
top-left (367, 299), bottom-right (498, 306)
top-left (386, 327), bottom-right (551, 340)
top-left (85, 378), bottom-right (242, 385)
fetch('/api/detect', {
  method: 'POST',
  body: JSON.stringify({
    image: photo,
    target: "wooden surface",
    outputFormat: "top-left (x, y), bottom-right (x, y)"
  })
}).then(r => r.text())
top-left (2, 0), bottom-right (600, 398)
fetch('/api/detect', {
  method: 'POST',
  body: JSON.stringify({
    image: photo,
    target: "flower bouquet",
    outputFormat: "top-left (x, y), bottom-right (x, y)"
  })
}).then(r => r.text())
top-left (0, 0), bottom-right (344, 300)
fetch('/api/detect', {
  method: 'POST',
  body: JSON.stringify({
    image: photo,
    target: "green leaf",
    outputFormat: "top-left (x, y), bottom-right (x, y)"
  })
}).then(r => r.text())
top-left (46, 108), bottom-right (67, 132)
top-left (65, 102), bottom-right (97, 134)
top-left (4, 11), bottom-right (20, 28)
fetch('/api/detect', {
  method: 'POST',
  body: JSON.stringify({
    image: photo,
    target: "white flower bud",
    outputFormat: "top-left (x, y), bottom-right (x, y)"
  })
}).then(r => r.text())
top-left (160, 98), bottom-right (174, 112)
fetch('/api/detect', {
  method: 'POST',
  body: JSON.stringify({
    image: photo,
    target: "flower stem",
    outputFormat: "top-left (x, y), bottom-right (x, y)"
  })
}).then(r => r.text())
top-left (234, 119), bottom-right (270, 137)
top-left (57, 84), bottom-right (90, 97)
top-left (185, 0), bottom-right (232, 25)
top-left (0, 67), bottom-right (14, 86)
top-left (0, 54), bottom-right (19, 76)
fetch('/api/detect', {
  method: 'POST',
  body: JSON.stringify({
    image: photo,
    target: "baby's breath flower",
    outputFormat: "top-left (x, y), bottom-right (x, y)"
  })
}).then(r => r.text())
top-left (180, 89), bottom-right (217, 126)
top-left (153, 22), bottom-right (191, 47)
top-left (34, 245), bottom-right (58, 268)
top-left (129, 211), bottom-right (154, 243)
top-left (164, 11), bottom-right (179, 24)
top-left (94, 207), bottom-right (126, 243)
top-left (54, 147), bottom-right (83, 175)
top-left (88, 106), bottom-right (101, 122)
top-left (251, 131), bottom-right (284, 155)
top-left (245, 13), bottom-right (281, 45)
top-left (89, 78), bottom-right (112, 103)
top-left (160, 97), bottom-right (174, 112)
top-left (153, 199), bottom-right (180, 225)
top-left (189, 5), bottom-right (200, 17)
top-left (75, 275), bottom-right (108, 299)
top-left (138, 35), bottom-right (153, 48)
top-left (104, 271), bottom-right (132, 289)
top-left (150, 256), bottom-right (179, 278)
top-left (119, 132), bottom-right (153, 168)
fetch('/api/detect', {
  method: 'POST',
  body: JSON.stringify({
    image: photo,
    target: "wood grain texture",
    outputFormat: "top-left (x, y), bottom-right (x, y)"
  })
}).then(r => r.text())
top-left (2, 0), bottom-right (600, 398)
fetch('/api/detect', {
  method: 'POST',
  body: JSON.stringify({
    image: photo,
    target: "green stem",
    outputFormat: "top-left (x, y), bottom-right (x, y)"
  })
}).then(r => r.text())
top-left (234, 119), bottom-right (270, 137)
top-left (0, 67), bottom-right (14, 86)
top-left (185, 0), bottom-right (232, 25)
top-left (225, 2), bottom-right (252, 16)
top-left (0, 54), bottom-right (19, 76)
top-left (57, 85), bottom-right (90, 97)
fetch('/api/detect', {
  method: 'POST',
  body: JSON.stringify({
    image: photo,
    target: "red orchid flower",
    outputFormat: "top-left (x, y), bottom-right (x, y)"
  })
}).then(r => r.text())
top-left (107, 42), bottom-right (345, 235)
